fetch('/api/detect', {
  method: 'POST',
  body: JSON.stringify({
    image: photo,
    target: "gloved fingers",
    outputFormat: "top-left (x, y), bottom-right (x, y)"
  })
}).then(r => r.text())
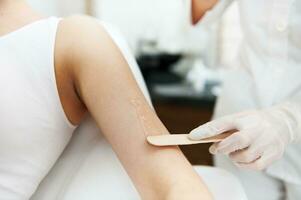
top-left (189, 115), bottom-right (237, 140)
top-left (212, 130), bottom-right (251, 154)
top-left (235, 151), bottom-right (275, 171)
top-left (229, 146), bottom-right (263, 164)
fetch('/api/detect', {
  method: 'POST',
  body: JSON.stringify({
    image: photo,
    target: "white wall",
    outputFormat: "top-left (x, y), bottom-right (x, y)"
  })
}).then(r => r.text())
top-left (27, 0), bottom-right (59, 15)
top-left (27, 0), bottom-right (85, 16)
top-left (96, 0), bottom-right (217, 64)
top-left (26, 0), bottom-right (218, 66)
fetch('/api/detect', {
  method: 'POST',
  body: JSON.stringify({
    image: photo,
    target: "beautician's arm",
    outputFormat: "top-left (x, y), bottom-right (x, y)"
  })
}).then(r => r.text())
top-left (59, 16), bottom-right (212, 200)
top-left (191, 0), bottom-right (218, 24)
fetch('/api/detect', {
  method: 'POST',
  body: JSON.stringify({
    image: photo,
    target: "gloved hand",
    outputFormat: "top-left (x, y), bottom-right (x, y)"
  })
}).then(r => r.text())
top-left (189, 105), bottom-right (299, 170)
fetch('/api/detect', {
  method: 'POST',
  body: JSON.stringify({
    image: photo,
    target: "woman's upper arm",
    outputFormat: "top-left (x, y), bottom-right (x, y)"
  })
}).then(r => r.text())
top-left (59, 15), bottom-right (212, 199)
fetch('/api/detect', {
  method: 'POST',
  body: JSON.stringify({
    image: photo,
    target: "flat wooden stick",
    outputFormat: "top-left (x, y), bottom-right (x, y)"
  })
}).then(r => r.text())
top-left (147, 131), bottom-right (234, 147)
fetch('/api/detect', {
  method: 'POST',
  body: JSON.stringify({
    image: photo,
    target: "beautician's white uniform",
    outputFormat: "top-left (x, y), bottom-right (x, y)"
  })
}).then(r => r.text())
top-left (186, 0), bottom-right (301, 199)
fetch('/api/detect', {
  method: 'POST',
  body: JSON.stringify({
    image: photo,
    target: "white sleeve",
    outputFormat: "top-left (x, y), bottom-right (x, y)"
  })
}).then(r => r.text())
top-left (275, 100), bottom-right (301, 142)
top-left (184, 0), bottom-right (235, 27)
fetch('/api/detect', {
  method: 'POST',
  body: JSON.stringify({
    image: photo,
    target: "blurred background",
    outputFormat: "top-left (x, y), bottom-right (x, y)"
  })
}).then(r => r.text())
top-left (27, 0), bottom-right (242, 166)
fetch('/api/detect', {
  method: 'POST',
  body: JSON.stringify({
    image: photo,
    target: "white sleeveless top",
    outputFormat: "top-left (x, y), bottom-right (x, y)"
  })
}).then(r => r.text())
top-left (0, 17), bottom-right (76, 199)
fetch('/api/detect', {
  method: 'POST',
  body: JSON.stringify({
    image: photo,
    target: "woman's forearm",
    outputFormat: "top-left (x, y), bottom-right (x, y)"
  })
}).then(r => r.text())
top-left (65, 16), bottom-right (212, 199)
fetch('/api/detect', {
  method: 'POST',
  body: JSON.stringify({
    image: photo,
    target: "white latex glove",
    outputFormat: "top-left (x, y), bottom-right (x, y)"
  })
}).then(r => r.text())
top-left (189, 106), bottom-right (298, 170)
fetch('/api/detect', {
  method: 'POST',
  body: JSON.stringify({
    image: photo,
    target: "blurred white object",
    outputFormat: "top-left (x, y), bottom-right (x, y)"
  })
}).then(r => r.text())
top-left (195, 166), bottom-right (248, 200)
top-left (186, 59), bottom-right (221, 93)
top-left (153, 84), bottom-right (202, 98)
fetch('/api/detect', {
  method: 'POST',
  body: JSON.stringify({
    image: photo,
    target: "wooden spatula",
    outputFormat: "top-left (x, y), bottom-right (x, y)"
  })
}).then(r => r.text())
top-left (147, 130), bottom-right (235, 147)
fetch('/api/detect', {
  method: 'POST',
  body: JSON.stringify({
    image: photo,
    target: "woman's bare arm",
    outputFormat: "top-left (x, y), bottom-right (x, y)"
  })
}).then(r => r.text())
top-left (58, 16), bottom-right (212, 200)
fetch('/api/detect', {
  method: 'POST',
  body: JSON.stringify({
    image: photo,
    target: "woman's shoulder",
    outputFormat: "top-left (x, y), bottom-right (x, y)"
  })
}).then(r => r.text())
top-left (56, 15), bottom-right (116, 59)
top-left (55, 14), bottom-right (113, 68)
top-left (54, 14), bottom-right (125, 87)
top-left (53, 14), bottom-right (128, 125)
top-left (59, 15), bottom-right (102, 30)
top-left (57, 15), bottom-right (108, 44)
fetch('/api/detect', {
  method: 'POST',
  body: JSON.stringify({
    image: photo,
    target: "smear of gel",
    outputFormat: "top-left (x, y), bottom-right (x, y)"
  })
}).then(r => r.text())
top-left (130, 99), bottom-right (162, 137)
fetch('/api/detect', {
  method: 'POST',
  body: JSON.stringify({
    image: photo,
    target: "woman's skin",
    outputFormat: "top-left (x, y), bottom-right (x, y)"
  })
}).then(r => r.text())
top-left (0, 0), bottom-right (212, 199)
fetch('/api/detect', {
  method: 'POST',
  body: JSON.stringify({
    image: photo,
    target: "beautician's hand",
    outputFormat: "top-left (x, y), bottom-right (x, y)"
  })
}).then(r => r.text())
top-left (189, 106), bottom-right (298, 170)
